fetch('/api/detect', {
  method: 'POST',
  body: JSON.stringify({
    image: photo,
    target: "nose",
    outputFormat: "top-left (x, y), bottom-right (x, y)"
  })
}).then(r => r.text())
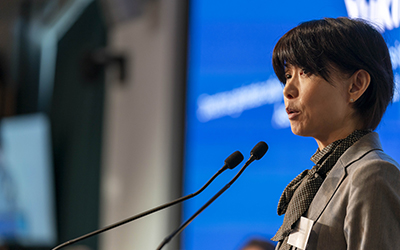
top-left (283, 78), bottom-right (298, 100)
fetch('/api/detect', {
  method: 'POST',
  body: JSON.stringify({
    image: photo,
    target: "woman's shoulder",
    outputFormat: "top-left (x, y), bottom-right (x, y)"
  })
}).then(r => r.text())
top-left (342, 132), bottom-right (400, 175)
top-left (364, 148), bottom-right (399, 167)
top-left (347, 149), bottom-right (400, 189)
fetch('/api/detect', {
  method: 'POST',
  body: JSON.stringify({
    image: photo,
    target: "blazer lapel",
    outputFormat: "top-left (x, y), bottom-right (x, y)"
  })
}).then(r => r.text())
top-left (306, 132), bottom-right (382, 222)
top-left (306, 160), bottom-right (347, 222)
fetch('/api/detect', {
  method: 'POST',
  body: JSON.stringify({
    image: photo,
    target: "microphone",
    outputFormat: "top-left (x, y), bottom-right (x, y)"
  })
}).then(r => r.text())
top-left (156, 141), bottom-right (268, 250)
top-left (52, 151), bottom-right (244, 250)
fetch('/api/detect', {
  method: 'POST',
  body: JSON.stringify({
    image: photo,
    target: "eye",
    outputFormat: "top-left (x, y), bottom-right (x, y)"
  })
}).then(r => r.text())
top-left (285, 73), bottom-right (292, 79)
top-left (301, 69), bottom-right (311, 76)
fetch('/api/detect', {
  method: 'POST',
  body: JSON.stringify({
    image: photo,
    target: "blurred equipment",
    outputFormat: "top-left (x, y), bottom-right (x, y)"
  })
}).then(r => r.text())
top-left (82, 48), bottom-right (127, 82)
top-left (0, 113), bottom-right (56, 247)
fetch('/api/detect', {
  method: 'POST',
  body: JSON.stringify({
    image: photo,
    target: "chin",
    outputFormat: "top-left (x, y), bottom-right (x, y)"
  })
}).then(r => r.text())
top-left (290, 126), bottom-right (310, 138)
top-left (290, 126), bottom-right (302, 136)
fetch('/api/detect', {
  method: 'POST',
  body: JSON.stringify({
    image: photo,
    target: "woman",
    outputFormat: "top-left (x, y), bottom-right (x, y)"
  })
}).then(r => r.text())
top-left (271, 17), bottom-right (400, 249)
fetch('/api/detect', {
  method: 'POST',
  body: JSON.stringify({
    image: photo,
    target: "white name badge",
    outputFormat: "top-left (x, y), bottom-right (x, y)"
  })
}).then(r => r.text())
top-left (287, 216), bottom-right (314, 250)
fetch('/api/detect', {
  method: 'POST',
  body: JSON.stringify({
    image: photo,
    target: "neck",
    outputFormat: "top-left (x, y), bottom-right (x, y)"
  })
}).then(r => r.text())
top-left (315, 112), bottom-right (365, 150)
top-left (315, 127), bottom-right (359, 150)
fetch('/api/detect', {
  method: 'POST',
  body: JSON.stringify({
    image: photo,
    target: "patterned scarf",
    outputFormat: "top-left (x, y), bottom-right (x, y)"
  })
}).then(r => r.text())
top-left (272, 130), bottom-right (370, 249)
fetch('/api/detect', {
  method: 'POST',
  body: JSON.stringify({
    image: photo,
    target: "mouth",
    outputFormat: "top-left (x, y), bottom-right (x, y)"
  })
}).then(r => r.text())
top-left (286, 107), bottom-right (300, 119)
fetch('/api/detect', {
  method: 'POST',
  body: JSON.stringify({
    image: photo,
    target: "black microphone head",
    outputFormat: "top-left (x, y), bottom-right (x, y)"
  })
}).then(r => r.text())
top-left (250, 141), bottom-right (268, 160)
top-left (224, 151), bottom-right (244, 169)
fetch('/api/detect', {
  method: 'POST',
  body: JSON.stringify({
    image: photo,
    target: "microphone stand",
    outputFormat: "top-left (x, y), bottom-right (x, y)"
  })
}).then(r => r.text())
top-left (52, 151), bottom-right (243, 250)
top-left (156, 141), bottom-right (268, 250)
top-left (156, 155), bottom-right (257, 250)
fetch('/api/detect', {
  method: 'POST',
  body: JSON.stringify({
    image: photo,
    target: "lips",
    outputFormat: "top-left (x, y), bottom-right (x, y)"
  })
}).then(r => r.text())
top-left (286, 106), bottom-right (300, 119)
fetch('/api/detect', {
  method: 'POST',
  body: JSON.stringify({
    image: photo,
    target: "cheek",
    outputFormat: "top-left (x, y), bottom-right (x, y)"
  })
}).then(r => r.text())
top-left (309, 94), bottom-right (347, 123)
top-left (301, 93), bottom-right (337, 122)
top-left (301, 92), bottom-right (323, 115)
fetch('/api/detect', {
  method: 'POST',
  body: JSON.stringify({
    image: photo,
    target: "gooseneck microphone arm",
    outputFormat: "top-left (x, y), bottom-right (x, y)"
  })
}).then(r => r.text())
top-left (52, 151), bottom-right (244, 250)
top-left (156, 141), bottom-right (268, 250)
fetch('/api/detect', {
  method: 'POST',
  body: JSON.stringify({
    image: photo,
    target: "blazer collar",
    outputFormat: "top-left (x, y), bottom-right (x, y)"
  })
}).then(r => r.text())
top-left (306, 132), bottom-right (382, 221)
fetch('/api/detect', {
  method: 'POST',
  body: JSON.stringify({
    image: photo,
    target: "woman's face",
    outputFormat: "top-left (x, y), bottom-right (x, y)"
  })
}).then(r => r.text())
top-left (283, 65), bottom-right (356, 148)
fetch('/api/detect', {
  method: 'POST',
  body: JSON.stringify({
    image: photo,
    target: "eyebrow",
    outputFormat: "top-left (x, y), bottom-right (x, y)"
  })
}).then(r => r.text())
top-left (284, 63), bottom-right (292, 70)
top-left (284, 63), bottom-right (295, 72)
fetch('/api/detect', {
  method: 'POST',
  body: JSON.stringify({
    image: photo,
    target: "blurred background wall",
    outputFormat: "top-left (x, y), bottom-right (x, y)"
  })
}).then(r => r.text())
top-left (100, 0), bottom-right (186, 249)
top-left (0, 0), bottom-right (187, 249)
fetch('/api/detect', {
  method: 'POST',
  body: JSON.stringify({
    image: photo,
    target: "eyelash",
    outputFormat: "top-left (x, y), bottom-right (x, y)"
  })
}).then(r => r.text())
top-left (301, 69), bottom-right (310, 75)
top-left (285, 69), bottom-right (310, 80)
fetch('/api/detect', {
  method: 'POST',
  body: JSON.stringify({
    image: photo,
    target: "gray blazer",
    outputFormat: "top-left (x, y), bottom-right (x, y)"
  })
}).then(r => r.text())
top-left (277, 132), bottom-right (400, 250)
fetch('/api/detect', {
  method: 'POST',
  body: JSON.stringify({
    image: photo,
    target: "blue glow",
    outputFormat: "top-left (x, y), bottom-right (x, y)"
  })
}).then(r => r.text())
top-left (183, 0), bottom-right (400, 249)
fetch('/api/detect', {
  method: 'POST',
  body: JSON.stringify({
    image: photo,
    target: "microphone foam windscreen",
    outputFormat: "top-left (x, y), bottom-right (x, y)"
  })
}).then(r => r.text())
top-left (251, 141), bottom-right (269, 160)
top-left (224, 151), bottom-right (244, 169)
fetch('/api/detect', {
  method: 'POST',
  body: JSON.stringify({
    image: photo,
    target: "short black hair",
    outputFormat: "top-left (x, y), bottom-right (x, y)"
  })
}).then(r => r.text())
top-left (242, 239), bottom-right (275, 250)
top-left (272, 17), bottom-right (394, 130)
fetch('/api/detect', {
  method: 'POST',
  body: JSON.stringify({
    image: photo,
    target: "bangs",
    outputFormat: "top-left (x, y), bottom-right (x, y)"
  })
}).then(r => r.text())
top-left (272, 20), bottom-right (331, 84)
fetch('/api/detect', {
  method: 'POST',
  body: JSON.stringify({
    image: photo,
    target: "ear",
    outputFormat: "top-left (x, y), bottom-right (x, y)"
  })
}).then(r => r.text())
top-left (348, 69), bottom-right (370, 103)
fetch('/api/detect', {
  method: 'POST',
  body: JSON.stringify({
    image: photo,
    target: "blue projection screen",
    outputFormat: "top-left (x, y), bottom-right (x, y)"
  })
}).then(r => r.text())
top-left (182, 0), bottom-right (400, 250)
